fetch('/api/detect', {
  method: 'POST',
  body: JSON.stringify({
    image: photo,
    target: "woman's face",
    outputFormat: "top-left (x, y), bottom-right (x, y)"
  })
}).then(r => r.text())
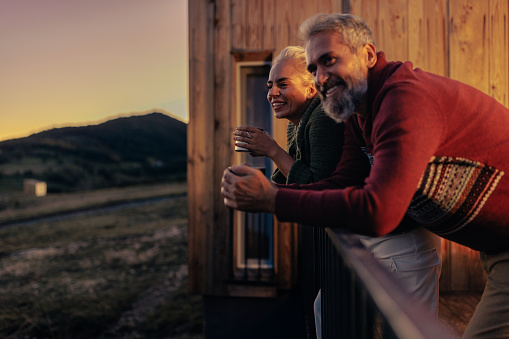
top-left (267, 61), bottom-right (315, 124)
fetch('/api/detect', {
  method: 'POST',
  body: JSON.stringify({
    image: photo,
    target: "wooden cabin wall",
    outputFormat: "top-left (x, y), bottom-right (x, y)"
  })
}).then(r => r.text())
top-left (444, 0), bottom-right (508, 291)
top-left (188, 0), bottom-right (509, 295)
top-left (188, 0), bottom-right (215, 294)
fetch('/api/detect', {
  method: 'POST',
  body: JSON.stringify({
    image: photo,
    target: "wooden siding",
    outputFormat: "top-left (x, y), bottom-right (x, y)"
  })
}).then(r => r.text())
top-left (212, 0), bottom-right (233, 295)
top-left (445, 0), bottom-right (508, 291)
top-left (188, 0), bottom-right (215, 294)
top-left (188, 0), bottom-right (509, 295)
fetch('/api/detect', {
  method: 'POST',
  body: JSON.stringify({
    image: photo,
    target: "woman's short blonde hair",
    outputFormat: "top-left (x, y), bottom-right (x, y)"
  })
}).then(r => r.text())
top-left (272, 46), bottom-right (314, 88)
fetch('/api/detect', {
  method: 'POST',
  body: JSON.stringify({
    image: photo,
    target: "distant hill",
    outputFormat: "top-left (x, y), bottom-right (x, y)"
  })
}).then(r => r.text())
top-left (0, 112), bottom-right (187, 193)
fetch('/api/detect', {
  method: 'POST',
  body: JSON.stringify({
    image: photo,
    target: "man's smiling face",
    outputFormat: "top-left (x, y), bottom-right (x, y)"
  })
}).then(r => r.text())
top-left (305, 30), bottom-right (370, 122)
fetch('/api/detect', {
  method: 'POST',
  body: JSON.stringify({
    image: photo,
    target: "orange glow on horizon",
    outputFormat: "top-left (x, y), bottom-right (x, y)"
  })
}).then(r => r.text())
top-left (0, 0), bottom-right (188, 142)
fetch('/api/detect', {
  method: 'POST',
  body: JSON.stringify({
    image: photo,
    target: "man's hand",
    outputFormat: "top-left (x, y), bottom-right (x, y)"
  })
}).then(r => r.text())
top-left (221, 164), bottom-right (278, 213)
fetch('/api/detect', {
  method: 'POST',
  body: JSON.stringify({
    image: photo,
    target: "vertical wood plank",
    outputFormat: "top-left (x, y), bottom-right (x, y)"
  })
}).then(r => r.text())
top-left (273, 1), bottom-right (299, 290)
top-left (408, 0), bottom-right (425, 67)
top-left (231, 0), bottom-right (247, 50)
top-left (294, 1), bottom-right (320, 46)
top-left (450, 243), bottom-right (486, 291)
top-left (408, 0), bottom-right (448, 76)
top-left (316, 0), bottom-right (333, 13)
top-left (378, 0), bottom-right (408, 61)
top-left (262, 0), bottom-right (275, 50)
top-left (276, 221), bottom-right (298, 288)
top-left (274, 1), bottom-right (292, 53)
top-left (451, 243), bottom-right (471, 291)
top-left (349, 0), bottom-right (362, 16)
top-left (332, 0), bottom-right (347, 13)
top-left (288, 1), bottom-right (299, 46)
top-left (423, 0), bottom-right (448, 76)
top-left (440, 240), bottom-right (486, 292)
top-left (449, 0), bottom-right (490, 93)
top-left (467, 247), bottom-right (487, 290)
top-left (489, 0), bottom-right (509, 107)
top-left (350, 0), bottom-right (380, 47)
top-left (247, 0), bottom-right (263, 49)
top-left (273, 2), bottom-right (293, 152)
top-left (187, 0), bottom-right (215, 294)
top-left (439, 239), bottom-right (452, 292)
top-left (211, 0), bottom-right (233, 296)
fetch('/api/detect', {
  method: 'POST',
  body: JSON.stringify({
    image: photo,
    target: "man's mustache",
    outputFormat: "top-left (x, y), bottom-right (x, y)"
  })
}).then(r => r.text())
top-left (317, 77), bottom-right (347, 97)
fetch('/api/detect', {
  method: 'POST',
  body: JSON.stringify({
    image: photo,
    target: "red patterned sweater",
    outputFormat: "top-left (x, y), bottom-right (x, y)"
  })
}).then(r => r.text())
top-left (275, 52), bottom-right (509, 252)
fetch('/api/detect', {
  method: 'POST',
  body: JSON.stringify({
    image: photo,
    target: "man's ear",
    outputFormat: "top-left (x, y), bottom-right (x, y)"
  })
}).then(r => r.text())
top-left (362, 43), bottom-right (377, 69)
top-left (364, 44), bottom-right (378, 68)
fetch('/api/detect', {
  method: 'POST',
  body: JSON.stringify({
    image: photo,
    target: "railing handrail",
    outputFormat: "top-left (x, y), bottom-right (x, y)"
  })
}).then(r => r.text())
top-left (324, 227), bottom-right (455, 339)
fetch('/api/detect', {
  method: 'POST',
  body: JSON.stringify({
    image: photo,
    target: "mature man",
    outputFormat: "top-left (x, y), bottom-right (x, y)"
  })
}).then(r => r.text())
top-left (222, 13), bottom-right (509, 338)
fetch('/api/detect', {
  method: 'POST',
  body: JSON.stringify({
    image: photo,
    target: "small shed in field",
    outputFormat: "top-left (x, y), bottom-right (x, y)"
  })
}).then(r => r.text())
top-left (187, 0), bottom-right (509, 337)
top-left (23, 179), bottom-right (47, 197)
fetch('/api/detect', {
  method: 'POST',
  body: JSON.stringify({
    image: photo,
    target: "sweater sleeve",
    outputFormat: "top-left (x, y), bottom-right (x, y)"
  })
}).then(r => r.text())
top-left (271, 122), bottom-right (296, 184)
top-left (286, 107), bottom-right (344, 184)
top-left (271, 168), bottom-right (287, 184)
top-left (275, 83), bottom-right (444, 236)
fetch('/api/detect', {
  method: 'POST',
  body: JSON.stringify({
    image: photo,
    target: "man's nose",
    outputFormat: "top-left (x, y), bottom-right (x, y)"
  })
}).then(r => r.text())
top-left (314, 67), bottom-right (329, 88)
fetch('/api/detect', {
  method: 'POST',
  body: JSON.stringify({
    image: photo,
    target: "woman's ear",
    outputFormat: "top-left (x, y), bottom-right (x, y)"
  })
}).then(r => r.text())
top-left (306, 84), bottom-right (317, 99)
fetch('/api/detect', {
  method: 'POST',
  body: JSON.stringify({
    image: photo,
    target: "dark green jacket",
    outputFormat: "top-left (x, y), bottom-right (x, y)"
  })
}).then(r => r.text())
top-left (271, 97), bottom-right (344, 185)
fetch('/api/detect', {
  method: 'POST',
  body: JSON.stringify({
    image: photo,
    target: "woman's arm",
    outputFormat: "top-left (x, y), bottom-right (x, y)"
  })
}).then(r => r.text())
top-left (234, 126), bottom-right (296, 177)
top-left (286, 107), bottom-right (344, 184)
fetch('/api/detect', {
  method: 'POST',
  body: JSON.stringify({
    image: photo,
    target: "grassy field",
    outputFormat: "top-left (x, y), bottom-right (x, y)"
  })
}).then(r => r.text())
top-left (0, 182), bottom-right (203, 338)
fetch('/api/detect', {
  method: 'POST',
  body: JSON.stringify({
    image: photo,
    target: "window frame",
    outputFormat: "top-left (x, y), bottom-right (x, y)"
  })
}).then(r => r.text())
top-left (232, 60), bottom-right (275, 278)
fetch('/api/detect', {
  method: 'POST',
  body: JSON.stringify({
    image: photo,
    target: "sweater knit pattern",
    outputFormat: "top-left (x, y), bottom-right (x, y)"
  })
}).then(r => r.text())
top-left (407, 156), bottom-right (504, 235)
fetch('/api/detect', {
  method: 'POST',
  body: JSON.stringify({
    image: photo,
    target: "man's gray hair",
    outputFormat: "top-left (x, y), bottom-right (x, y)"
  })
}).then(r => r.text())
top-left (297, 13), bottom-right (376, 52)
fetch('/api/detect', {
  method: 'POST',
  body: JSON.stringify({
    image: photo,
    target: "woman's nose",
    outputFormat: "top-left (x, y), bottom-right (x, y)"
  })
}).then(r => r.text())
top-left (268, 86), bottom-right (279, 97)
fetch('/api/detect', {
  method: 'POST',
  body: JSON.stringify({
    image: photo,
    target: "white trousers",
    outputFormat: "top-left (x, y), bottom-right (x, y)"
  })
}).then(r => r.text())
top-left (314, 227), bottom-right (442, 339)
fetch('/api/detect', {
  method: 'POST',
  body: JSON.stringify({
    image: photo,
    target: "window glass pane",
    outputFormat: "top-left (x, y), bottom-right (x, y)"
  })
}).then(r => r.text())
top-left (235, 63), bottom-right (274, 272)
top-left (241, 65), bottom-right (272, 170)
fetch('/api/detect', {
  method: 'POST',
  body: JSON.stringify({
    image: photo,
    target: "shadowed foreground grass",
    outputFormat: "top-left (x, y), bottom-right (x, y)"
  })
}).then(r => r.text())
top-left (0, 184), bottom-right (203, 338)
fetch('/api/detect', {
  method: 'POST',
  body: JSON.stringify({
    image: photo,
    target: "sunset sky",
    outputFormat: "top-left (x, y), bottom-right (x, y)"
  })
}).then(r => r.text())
top-left (0, 0), bottom-right (188, 141)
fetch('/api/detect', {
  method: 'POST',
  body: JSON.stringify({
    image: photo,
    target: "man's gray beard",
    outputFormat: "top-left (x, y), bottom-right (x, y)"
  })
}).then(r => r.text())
top-left (321, 79), bottom-right (368, 123)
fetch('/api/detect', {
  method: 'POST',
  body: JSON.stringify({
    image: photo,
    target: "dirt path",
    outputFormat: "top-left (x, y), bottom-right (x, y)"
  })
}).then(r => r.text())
top-left (99, 221), bottom-right (190, 338)
top-left (101, 264), bottom-right (188, 338)
top-left (0, 194), bottom-right (186, 228)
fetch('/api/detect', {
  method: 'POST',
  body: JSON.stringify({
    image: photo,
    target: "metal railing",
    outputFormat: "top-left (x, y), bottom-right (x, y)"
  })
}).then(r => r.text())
top-left (227, 208), bottom-right (275, 284)
top-left (317, 227), bottom-right (454, 339)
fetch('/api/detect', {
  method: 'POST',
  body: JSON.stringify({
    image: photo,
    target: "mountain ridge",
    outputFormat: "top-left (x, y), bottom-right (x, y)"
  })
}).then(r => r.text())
top-left (0, 112), bottom-right (187, 193)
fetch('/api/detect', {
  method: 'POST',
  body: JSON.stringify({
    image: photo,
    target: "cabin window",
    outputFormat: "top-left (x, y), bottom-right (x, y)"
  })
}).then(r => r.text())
top-left (233, 61), bottom-right (274, 280)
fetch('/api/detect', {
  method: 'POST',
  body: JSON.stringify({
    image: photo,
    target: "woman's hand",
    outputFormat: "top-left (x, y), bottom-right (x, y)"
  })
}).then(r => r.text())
top-left (233, 126), bottom-right (296, 178)
top-left (234, 126), bottom-right (279, 158)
